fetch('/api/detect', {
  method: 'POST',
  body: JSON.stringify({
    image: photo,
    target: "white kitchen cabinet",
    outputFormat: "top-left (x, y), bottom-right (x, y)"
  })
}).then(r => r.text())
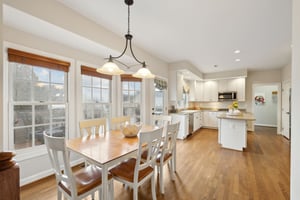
top-left (171, 113), bottom-right (189, 139)
top-left (189, 80), bottom-right (204, 101)
top-left (189, 80), bottom-right (196, 101)
top-left (203, 80), bottom-right (218, 102)
top-left (235, 78), bottom-right (246, 101)
top-left (218, 78), bottom-right (245, 101)
top-left (193, 111), bottom-right (202, 131)
top-left (202, 111), bottom-right (218, 128)
top-left (195, 81), bottom-right (204, 101)
top-left (218, 79), bottom-right (228, 92)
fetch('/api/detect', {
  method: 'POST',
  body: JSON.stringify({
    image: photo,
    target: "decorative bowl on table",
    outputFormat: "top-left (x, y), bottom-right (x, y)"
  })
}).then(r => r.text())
top-left (121, 122), bottom-right (142, 138)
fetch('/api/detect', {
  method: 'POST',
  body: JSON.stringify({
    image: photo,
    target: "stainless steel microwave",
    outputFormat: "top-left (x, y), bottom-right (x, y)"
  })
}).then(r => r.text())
top-left (218, 92), bottom-right (237, 101)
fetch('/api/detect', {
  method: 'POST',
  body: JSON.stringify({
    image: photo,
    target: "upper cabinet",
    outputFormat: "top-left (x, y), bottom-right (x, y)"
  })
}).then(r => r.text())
top-left (169, 68), bottom-right (246, 102)
top-left (218, 78), bottom-right (245, 101)
top-left (189, 80), bottom-right (203, 101)
top-left (203, 80), bottom-right (218, 102)
top-left (233, 78), bottom-right (245, 101)
top-left (218, 78), bottom-right (246, 101)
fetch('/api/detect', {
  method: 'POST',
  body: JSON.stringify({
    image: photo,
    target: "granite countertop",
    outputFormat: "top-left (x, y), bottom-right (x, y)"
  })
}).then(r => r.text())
top-left (216, 112), bottom-right (256, 121)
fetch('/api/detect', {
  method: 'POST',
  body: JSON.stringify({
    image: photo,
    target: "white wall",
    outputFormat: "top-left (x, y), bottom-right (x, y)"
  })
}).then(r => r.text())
top-left (253, 85), bottom-right (278, 127)
top-left (245, 70), bottom-right (281, 112)
top-left (282, 64), bottom-right (291, 82)
top-left (291, 0), bottom-right (300, 199)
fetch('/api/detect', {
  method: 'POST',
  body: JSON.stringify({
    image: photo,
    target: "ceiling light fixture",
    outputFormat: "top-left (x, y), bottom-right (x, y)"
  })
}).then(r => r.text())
top-left (235, 58), bottom-right (241, 62)
top-left (97, 0), bottom-right (155, 79)
top-left (234, 50), bottom-right (241, 54)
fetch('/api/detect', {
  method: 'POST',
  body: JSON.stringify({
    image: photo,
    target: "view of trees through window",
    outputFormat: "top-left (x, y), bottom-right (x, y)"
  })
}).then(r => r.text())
top-left (11, 63), bottom-right (67, 150)
top-left (81, 74), bottom-right (111, 119)
top-left (122, 81), bottom-right (141, 123)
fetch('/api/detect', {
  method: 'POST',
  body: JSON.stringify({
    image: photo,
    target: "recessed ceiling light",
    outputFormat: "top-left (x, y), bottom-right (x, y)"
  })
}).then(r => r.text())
top-left (234, 50), bottom-right (240, 54)
top-left (235, 58), bottom-right (240, 62)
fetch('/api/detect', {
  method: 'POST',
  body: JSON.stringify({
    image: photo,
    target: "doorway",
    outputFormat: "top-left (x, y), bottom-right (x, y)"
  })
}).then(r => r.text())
top-left (151, 78), bottom-right (168, 122)
top-left (252, 83), bottom-right (281, 134)
top-left (282, 81), bottom-right (291, 139)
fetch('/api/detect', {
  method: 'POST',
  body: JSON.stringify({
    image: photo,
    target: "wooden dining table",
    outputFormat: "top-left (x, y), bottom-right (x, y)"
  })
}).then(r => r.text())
top-left (66, 125), bottom-right (158, 200)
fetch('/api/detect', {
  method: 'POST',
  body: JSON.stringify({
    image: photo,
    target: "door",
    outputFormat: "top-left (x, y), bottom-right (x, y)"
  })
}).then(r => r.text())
top-left (151, 78), bottom-right (168, 120)
top-left (282, 81), bottom-right (291, 139)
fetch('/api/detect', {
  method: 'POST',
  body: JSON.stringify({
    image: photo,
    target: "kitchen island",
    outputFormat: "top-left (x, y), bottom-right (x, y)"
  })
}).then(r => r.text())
top-left (217, 112), bottom-right (255, 151)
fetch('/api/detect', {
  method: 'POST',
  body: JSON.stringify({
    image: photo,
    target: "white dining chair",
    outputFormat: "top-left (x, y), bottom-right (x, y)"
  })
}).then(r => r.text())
top-left (110, 116), bottom-right (130, 130)
top-left (79, 118), bottom-right (107, 136)
top-left (156, 122), bottom-right (180, 194)
top-left (152, 115), bottom-right (172, 128)
top-left (43, 132), bottom-right (114, 200)
top-left (109, 127), bottom-right (164, 200)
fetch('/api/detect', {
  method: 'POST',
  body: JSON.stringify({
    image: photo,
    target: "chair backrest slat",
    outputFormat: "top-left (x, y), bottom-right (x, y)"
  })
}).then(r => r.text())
top-left (79, 118), bottom-right (107, 136)
top-left (152, 115), bottom-right (172, 128)
top-left (134, 127), bottom-right (164, 183)
top-left (163, 122), bottom-right (180, 155)
top-left (110, 116), bottom-right (130, 130)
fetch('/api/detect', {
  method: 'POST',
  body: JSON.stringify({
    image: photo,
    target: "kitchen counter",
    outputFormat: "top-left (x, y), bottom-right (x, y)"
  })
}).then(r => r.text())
top-left (216, 112), bottom-right (255, 121)
top-left (217, 112), bottom-right (256, 151)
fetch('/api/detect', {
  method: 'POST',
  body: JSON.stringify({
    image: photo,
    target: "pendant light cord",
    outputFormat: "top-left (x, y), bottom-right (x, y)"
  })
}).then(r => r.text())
top-left (109, 0), bottom-right (146, 68)
top-left (128, 4), bottom-right (130, 35)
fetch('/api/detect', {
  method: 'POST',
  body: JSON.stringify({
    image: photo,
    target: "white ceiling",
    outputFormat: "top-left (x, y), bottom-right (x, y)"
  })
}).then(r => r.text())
top-left (4, 0), bottom-right (292, 74)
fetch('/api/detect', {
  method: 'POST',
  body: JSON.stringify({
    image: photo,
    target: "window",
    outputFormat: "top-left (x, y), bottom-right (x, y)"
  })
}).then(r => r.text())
top-left (8, 48), bottom-right (70, 150)
top-left (121, 75), bottom-right (142, 123)
top-left (81, 65), bottom-right (112, 119)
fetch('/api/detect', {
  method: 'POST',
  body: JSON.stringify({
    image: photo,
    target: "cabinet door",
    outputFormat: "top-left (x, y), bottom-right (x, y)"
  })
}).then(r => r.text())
top-left (189, 80), bottom-right (196, 101)
top-left (193, 112), bottom-right (201, 131)
top-left (203, 81), bottom-right (218, 102)
top-left (235, 78), bottom-right (245, 101)
top-left (195, 81), bottom-right (204, 101)
top-left (218, 79), bottom-right (228, 92)
top-left (203, 111), bottom-right (218, 128)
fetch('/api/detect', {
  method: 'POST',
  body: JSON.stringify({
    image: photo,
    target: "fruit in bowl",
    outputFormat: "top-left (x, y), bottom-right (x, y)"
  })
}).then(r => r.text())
top-left (121, 123), bottom-right (142, 138)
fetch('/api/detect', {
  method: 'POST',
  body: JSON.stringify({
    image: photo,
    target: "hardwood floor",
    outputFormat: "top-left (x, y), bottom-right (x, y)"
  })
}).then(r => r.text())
top-left (20, 126), bottom-right (290, 200)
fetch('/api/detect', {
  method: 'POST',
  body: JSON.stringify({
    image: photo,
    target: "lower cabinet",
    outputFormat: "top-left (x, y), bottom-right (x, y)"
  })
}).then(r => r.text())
top-left (203, 111), bottom-right (218, 128)
top-left (193, 111), bottom-right (202, 132)
top-left (171, 114), bottom-right (189, 139)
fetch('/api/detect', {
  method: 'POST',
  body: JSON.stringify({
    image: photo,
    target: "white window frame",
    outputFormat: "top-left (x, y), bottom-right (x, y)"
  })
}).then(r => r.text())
top-left (3, 42), bottom-right (73, 160)
top-left (121, 79), bottom-right (143, 123)
top-left (81, 73), bottom-right (112, 120)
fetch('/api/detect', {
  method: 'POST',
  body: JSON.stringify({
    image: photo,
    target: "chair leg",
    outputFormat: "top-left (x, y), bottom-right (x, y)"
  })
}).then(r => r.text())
top-left (57, 189), bottom-right (62, 200)
top-left (151, 174), bottom-right (157, 200)
top-left (170, 159), bottom-right (175, 180)
top-left (133, 186), bottom-right (138, 200)
top-left (98, 187), bottom-right (102, 200)
top-left (110, 179), bottom-right (114, 200)
top-left (159, 164), bottom-right (164, 194)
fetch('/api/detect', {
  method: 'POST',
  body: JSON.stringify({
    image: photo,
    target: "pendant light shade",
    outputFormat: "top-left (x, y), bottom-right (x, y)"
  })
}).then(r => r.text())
top-left (97, 57), bottom-right (124, 75)
top-left (132, 67), bottom-right (155, 79)
top-left (97, 0), bottom-right (155, 79)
